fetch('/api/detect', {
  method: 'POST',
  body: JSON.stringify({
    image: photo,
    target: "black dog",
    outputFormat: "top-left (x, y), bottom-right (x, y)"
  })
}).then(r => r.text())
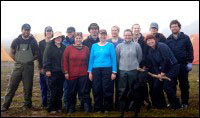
top-left (120, 70), bottom-right (151, 117)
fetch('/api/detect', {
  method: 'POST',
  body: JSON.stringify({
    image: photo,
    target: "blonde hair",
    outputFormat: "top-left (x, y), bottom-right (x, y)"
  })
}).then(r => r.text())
top-left (111, 25), bottom-right (120, 32)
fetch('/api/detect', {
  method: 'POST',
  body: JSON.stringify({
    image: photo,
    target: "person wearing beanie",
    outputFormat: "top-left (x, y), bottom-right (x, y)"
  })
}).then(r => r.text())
top-left (38, 26), bottom-right (54, 109)
top-left (149, 22), bottom-right (167, 43)
top-left (145, 34), bottom-right (182, 110)
top-left (1, 23), bottom-right (40, 112)
top-left (61, 26), bottom-right (76, 112)
top-left (62, 26), bottom-right (76, 47)
top-left (166, 20), bottom-right (194, 109)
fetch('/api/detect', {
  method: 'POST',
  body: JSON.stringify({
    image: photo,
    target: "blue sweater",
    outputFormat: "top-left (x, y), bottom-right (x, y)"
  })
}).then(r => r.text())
top-left (88, 42), bottom-right (117, 73)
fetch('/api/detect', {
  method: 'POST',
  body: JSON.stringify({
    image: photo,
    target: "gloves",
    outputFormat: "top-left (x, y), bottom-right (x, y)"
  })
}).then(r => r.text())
top-left (186, 63), bottom-right (192, 71)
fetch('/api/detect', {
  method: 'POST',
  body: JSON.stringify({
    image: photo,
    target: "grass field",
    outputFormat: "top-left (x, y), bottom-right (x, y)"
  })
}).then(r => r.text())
top-left (1, 62), bottom-right (199, 117)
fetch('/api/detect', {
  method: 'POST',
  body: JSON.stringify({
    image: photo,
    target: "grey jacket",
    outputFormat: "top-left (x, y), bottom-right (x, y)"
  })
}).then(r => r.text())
top-left (116, 41), bottom-right (142, 71)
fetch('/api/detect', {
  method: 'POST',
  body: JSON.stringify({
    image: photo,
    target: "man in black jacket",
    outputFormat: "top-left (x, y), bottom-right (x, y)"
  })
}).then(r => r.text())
top-left (131, 23), bottom-right (151, 110)
top-left (166, 20), bottom-right (194, 108)
top-left (83, 23), bottom-right (100, 51)
top-left (148, 22), bottom-right (167, 108)
top-left (38, 26), bottom-right (54, 109)
top-left (81, 23), bottom-right (100, 112)
top-left (150, 22), bottom-right (167, 44)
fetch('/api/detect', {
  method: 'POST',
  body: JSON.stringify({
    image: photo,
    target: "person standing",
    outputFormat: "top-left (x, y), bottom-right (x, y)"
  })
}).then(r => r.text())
top-left (150, 22), bottom-right (167, 43)
top-left (107, 25), bottom-right (124, 110)
top-left (63, 32), bottom-right (91, 113)
top-left (81, 23), bottom-right (100, 111)
top-left (107, 26), bottom-right (124, 48)
top-left (166, 20), bottom-right (194, 108)
top-left (83, 23), bottom-right (100, 51)
top-left (88, 29), bottom-right (117, 113)
top-left (38, 26), bottom-right (54, 109)
top-left (132, 23), bottom-right (151, 109)
top-left (116, 29), bottom-right (143, 113)
top-left (1, 23), bottom-right (40, 112)
top-left (61, 26), bottom-right (76, 112)
top-left (62, 26), bottom-right (76, 46)
top-left (43, 32), bottom-right (66, 113)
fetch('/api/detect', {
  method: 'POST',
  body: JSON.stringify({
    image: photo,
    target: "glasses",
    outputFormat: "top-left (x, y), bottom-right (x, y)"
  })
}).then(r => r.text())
top-left (46, 30), bottom-right (52, 32)
top-left (124, 35), bottom-right (132, 37)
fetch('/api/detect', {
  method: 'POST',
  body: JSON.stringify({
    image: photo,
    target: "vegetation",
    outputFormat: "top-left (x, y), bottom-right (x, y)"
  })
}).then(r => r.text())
top-left (1, 63), bottom-right (199, 117)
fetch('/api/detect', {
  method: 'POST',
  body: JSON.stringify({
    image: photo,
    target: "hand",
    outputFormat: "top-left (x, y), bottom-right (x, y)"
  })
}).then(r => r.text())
top-left (111, 73), bottom-right (116, 80)
top-left (160, 72), bottom-right (165, 77)
top-left (186, 63), bottom-right (192, 71)
top-left (89, 72), bottom-right (93, 81)
top-left (46, 71), bottom-right (51, 77)
top-left (142, 66), bottom-right (146, 70)
top-left (65, 73), bottom-right (69, 80)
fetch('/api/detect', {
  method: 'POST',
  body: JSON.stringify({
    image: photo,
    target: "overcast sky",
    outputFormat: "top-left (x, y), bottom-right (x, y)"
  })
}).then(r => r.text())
top-left (1, 1), bottom-right (199, 40)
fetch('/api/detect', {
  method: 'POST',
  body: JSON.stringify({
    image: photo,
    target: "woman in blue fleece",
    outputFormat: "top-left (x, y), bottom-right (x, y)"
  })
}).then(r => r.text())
top-left (88, 29), bottom-right (117, 113)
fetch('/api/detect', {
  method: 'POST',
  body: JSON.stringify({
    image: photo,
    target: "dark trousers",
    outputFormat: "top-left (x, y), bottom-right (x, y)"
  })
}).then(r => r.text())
top-left (164, 64), bottom-right (181, 109)
top-left (118, 70), bottom-right (138, 112)
top-left (46, 71), bottom-right (65, 112)
top-left (3, 63), bottom-right (34, 109)
top-left (148, 69), bottom-right (166, 109)
top-left (114, 73), bottom-right (120, 110)
top-left (176, 63), bottom-right (190, 105)
top-left (150, 78), bottom-right (167, 109)
top-left (39, 73), bottom-right (47, 107)
top-left (67, 75), bottom-right (91, 112)
top-left (92, 67), bottom-right (114, 112)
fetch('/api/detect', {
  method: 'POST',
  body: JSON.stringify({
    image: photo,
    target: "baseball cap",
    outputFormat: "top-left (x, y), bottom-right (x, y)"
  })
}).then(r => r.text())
top-left (66, 27), bottom-right (76, 33)
top-left (21, 23), bottom-right (31, 30)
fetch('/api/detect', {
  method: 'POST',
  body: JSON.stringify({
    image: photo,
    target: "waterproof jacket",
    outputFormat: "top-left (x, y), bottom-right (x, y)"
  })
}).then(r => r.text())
top-left (166, 32), bottom-right (194, 64)
top-left (146, 42), bottom-right (178, 74)
top-left (43, 40), bottom-right (66, 72)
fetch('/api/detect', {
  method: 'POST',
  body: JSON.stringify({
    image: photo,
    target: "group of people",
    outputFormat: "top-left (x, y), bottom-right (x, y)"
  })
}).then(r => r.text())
top-left (1, 20), bottom-right (194, 116)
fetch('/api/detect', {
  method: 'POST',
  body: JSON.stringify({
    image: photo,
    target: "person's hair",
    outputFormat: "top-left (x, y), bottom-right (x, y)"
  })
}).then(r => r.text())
top-left (131, 23), bottom-right (140, 29)
top-left (170, 19), bottom-right (181, 29)
top-left (124, 29), bottom-right (133, 35)
top-left (111, 25), bottom-right (120, 32)
top-left (145, 34), bottom-right (157, 43)
top-left (74, 32), bottom-right (83, 38)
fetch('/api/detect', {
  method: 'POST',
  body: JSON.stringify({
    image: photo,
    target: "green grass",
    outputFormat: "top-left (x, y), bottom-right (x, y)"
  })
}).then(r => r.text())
top-left (1, 63), bottom-right (199, 117)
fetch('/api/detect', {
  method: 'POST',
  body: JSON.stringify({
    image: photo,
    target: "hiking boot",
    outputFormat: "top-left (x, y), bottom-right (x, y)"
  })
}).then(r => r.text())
top-left (181, 104), bottom-right (189, 108)
top-left (104, 110), bottom-right (110, 113)
top-left (84, 103), bottom-right (91, 113)
top-left (1, 106), bottom-right (8, 112)
top-left (49, 111), bottom-right (57, 114)
top-left (97, 111), bottom-right (102, 113)
top-left (57, 109), bottom-right (62, 113)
